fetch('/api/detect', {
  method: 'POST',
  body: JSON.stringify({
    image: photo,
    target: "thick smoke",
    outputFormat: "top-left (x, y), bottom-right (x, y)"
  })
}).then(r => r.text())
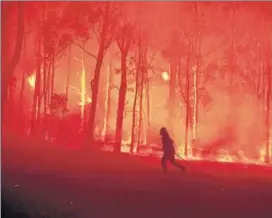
top-left (196, 82), bottom-right (266, 158)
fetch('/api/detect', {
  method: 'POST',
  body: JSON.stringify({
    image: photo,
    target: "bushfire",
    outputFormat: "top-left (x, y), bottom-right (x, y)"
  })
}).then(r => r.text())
top-left (25, 68), bottom-right (271, 166)
top-left (4, 1), bottom-right (271, 167)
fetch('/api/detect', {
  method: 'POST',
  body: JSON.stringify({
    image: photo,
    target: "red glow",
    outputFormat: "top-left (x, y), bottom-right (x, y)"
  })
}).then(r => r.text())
top-left (2, 1), bottom-right (272, 167)
top-left (3, 3), bottom-right (272, 217)
top-left (161, 71), bottom-right (169, 81)
top-left (27, 73), bottom-right (35, 89)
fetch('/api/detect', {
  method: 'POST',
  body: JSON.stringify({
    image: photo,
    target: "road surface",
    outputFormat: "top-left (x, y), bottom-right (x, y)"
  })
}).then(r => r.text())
top-left (2, 135), bottom-right (272, 218)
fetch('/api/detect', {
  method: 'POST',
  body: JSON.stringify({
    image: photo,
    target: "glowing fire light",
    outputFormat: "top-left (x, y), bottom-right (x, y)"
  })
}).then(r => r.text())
top-left (69, 85), bottom-right (92, 106)
top-left (162, 71), bottom-right (169, 81)
top-left (260, 146), bottom-right (266, 162)
top-left (78, 97), bottom-right (92, 106)
top-left (72, 53), bottom-right (91, 126)
top-left (101, 65), bottom-right (110, 139)
top-left (80, 64), bottom-right (86, 121)
top-left (28, 74), bottom-right (36, 89)
top-left (192, 65), bottom-right (197, 145)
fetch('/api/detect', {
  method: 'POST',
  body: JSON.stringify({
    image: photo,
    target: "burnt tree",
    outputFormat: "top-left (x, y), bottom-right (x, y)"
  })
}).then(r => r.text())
top-left (2, 2), bottom-right (25, 113)
top-left (115, 23), bottom-right (133, 152)
top-left (88, 2), bottom-right (116, 148)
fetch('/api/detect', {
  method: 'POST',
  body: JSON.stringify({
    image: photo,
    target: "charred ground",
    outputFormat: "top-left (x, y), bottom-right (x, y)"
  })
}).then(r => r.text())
top-left (2, 134), bottom-right (272, 218)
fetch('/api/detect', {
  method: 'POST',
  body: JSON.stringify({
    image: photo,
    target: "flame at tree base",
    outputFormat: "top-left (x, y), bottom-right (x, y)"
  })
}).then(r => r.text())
top-left (99, 140), bottom-right (271, 166)
top-left (26, 68), bottom-right (271, 166)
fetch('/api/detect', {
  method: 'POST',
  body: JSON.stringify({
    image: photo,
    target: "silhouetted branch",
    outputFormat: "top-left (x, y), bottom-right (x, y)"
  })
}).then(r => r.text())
top-left (147, 51), bottom-right (156, 68)
top-left (202, 39), bottom-right (229, 58)
top-left (73, 42), bottom-right (97, 60)
top-left (8, 2), bottom-right (25, 73)
top-left (91, 27), bottom-right (100, 43)
top-left (105, 33), bottom-right (116, 51)
top-left (91, 79), bottom-right (95, 93)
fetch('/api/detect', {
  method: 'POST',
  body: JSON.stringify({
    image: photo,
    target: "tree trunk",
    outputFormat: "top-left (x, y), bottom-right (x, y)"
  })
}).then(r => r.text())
top-left (48, 53), bottom-right (55, 140)
top-left (42, 1), bottom-right (47, 122)
top-left (101, 63), bottom-right (110, 138)
top-left (31, 32), bottom-right (42, 134)
top-left (45, 63), bottom-right (52, 141)
top-left (42, 64), bottom-right (48, 139)
top-left (47, 64), bottom-right (51, 111)
top-left (105, 62), bottom-right (113, 137)
top-left (192, 64), bottom-right (198, 144)
top-left (19, 35), bottom-right (27, 117)
top-left (177, 57), bottom-right (187, 156)
top-left (256, 42), bottom-right (262, 112)
top-left (88, 2), bottom-right (111, 148)
top-left (115, 52), bottom-right (128, 152)
top-left (184, 80), bottom-right (190, 156)
top-left (145, 77), bottom-right (151, 144)
top-left (65, 46), bottom-right (72, 98)
top-left (88, 48), bottom-right (105, 146)
top-left (130, 20), bottom-right (142, 153)
top-left (229, 6), bottom-right (236, 89)
top-left (64, 45), bottom-right (71, 116)
top-left (184, 43), bottom-right (192, 156)
top-left (137, 63), bottom-right (145, 152)
top-left (43, 64), bottom-right (48, 117)
top-left (19, 70), bottom-right (26, 114)
top-left (192, 36), bottom-right (200, 144)
top-left (51, 51), bottom-right (55, 104)
top-left (2, 2), bottom-right (24, 114)
top-left (168, 62), bottom-right (177, 137)
top-left (80, 49), bottom-right (86, 128)
top-left (36, 64), bottom-right (42, 129)
top-left (130, 70), bottom-right (139, 152)
top-left (265, 41), bottom-right (271, 163)
top-left (192, 2), bottom-right (201, 147)
top-left (141, 51), bottom-right (148, 145)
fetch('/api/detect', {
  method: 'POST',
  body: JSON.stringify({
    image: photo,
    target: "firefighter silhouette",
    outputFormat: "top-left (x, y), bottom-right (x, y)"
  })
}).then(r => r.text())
top-left (160, 127), bottom-right (186, 172)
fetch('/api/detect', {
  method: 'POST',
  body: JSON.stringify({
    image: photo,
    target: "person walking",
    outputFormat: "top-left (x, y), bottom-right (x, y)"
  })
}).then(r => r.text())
top-left (160, 127), bottom-right (186, 173)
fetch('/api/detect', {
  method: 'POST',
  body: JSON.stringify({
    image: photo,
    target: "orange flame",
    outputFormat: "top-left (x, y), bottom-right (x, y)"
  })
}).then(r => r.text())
top-left (162, 71), bottom-right (170, 81)
top-left (28, 74), bottom-right (36, 89)
top-left (260, 146), bottom-right (266, 162)
top-left (78, 97), bottom-right (92, 106)
top-left (80, 64), bottom-right (86, 121)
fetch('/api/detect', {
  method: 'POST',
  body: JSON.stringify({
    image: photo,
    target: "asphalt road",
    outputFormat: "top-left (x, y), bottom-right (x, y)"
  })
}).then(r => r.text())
top-left (2, 138), bottom-right (272, 218)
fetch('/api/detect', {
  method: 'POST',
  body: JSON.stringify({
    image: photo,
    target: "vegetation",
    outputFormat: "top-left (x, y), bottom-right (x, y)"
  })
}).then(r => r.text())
top-left (2, 1), bottom-right (272, 163)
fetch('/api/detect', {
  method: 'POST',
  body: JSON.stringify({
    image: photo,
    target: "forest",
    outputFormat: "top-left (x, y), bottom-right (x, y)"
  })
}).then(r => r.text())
top-left (2, 1), bottom-right (272, 164)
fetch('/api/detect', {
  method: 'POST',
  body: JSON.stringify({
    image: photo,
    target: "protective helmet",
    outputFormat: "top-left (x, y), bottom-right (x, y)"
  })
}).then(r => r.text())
top-left (160, 127), bottom-right (167, 136)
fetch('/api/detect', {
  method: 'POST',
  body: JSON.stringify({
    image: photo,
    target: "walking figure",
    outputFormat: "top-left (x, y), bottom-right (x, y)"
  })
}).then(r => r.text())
top-left (160, 127), bottom-right (186, 172)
